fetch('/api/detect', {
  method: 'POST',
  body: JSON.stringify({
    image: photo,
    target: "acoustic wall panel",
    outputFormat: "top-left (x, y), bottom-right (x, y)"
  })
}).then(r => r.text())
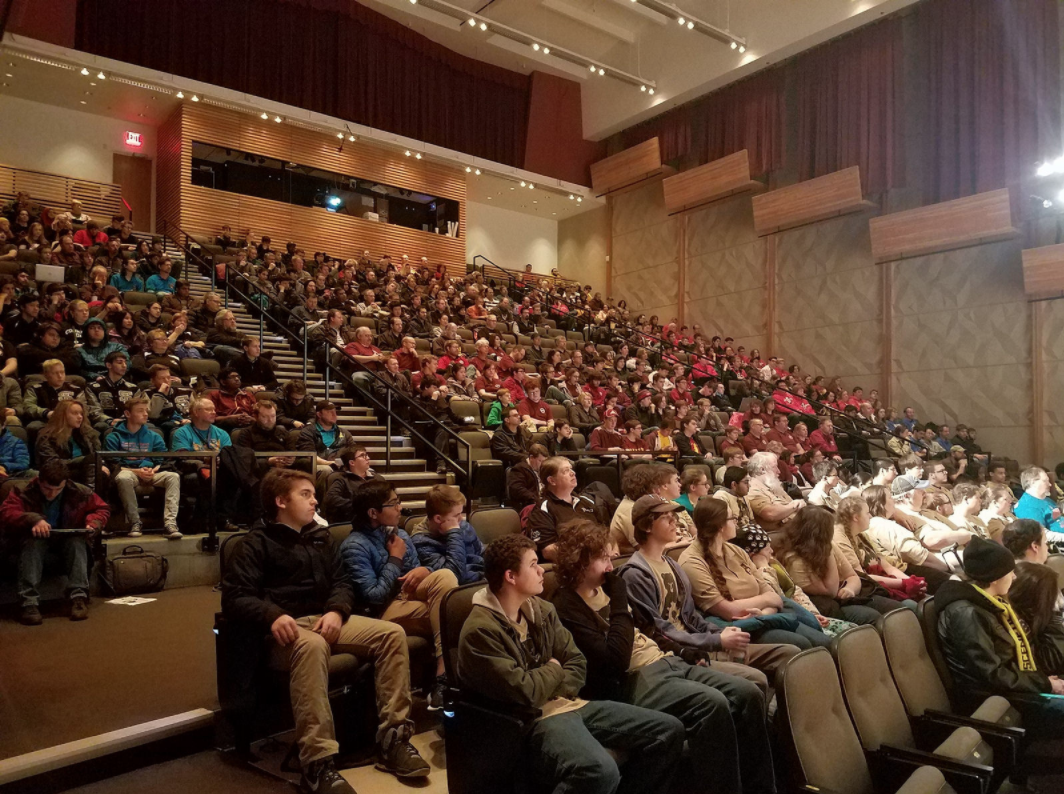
top-left (1038, 300), bottom-right (1064, 465)
top-left (662, 150), bottom-right (761, 215)
top-left (610, 181), bottom-right (678, 320)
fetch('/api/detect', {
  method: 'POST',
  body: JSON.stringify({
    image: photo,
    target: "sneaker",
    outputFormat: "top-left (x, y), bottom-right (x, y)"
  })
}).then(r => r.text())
top-left (20, 605), bottom-right (43, 626)
top-left (426, 676), bottom-right (447, 712)
top-left (435, 462), bottom-right (448, 476)
top-left (299, 756), bottom-right (356, 794)
top-left (165, 525), bottom-right (183, 540)
top-left (376, 727), bottom-right (430, 779)
top-left (127, 523), bottom-right (143, 538)
top-left (70, 596), bottom-right (89, 621)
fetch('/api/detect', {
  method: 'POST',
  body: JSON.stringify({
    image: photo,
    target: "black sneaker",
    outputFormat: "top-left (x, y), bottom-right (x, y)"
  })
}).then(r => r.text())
top-left (20, 605), bottom-right (42, 626)
top-left (376, 728), bottom-right (430, 779)
top-left (426, 676), bottom-right (447, 712)
top-left (299, 756), bottom-right (356, 794)
top-left (70, 597), bottom-right (89, 621)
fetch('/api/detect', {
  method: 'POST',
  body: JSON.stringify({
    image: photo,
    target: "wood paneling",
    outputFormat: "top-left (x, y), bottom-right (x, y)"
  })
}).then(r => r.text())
top-left (163, 104), bottom-right (467, 275)
top-left (0, 164), bottom-right (124, 223)
top-left (1021, 243), bottom-right (1064, 301)
top-left (752, 166), bottom-right (872, 236)
top-left (155, 108), bottom-right (183, 234)
top-left (591, 138), bottom-right (666, 197)
top-left (869, 188), bottom-right (1019, 263)
top-left (663, 150), bottom-right (762, 215)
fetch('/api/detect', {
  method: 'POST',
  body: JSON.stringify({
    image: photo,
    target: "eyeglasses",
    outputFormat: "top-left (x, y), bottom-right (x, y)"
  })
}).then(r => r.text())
top-left (354, 452), bottom-right (370, 460)
top-left (382, 499), bottom-right (402, 509)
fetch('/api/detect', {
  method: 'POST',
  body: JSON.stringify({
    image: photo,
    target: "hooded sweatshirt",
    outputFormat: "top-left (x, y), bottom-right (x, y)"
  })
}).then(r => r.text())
top-left (457, 587), bottom-right (587, 715)
top-left (408, 517), bottom-right (484, 584)
top-left (77, 319), bottom-right (127, 380)
top-left (103, 419), bottom-right (166, 468)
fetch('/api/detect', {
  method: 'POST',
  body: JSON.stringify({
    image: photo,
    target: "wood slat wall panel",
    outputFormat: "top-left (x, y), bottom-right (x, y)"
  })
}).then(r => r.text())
top-left (663, 150), bottom-right (761, 215)
top-left (155, 109), bottom-right (183, 234)
top-left (169, 105), bottom-right (467, 275)
top-left (869, 188), bottom-right (1019, 263)
top-left (752, 166), bottom-right (871, 236)
top-left (1022, 243), bottom-right (1064, 301)
top-left (591, 138), bottom-right (663, 196)
top-left (0, 164), bottom-right (124, 223)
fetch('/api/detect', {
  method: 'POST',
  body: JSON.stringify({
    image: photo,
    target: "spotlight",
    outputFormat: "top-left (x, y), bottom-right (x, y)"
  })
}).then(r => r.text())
top-left (568, 194), bottom-right (575, 200)
top-left (677, 17), bottom-right (685, 25)
top-left (528, 183), bottom-right (535, 190)
top-left (191, 94), bottom-right (199, 102)
top-left (326, 195), bottom-right (344, 211)
top-left (1045, 199), bottom-right (1055, 209)
top-left (520, 181), bottom-right (526, 187)
top-left (532, 43), bottom-right (540, 51)
top-left (468, 18), bottom-right (476, 26)
top-left (649, 88), bottom-right (655, 95)
top-left (274, 115), bottom-right (282, 123)
top-left (261, 111), bottom-right (268, 119)
top-left (466, 166), bottom-right (472, 172)
top-left (543, 47), bottom-right (550, 54)
top-left (337, 132), bottom-right (345, 139)
top-left (405, 150), bottom-right (412, 157)
top-left (640, 85), bottom-right (647, 92)
top-left (80, 67), bottom-right (89, 75)
top-left (589, 64), bottom-right (597, 73)
top-left (348, 135), bottom-right (356, 142)
top-left (176, 91), bottom-right (184, 98)
top-left (97, 71), bottom-right (106, 79)
top-left (731, 41), bottom-right (738, 50)
top-left (577, 197), bottom-right (582, 203)
top-left (479, 21), bottom-right (487, 30)
top-left (687, 21), bottom-right (694, 29)
top-left (598, 68), bottom-right (605, 76)
top-left (415, 153), bottom-right (422, 160)
top-left (739, 45), bottom-right (746, 53)
top-left (474, 169), bottom-right (481, 175)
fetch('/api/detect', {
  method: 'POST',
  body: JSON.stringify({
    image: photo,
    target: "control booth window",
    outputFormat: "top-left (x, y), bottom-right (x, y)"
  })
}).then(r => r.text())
top-left (190, 142), bottom-right (460, 237)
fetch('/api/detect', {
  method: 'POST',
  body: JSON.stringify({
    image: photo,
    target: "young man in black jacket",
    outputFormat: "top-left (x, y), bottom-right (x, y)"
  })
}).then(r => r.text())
top-left (551, 520), bottom-right (776, 794)
top-left (221, 469), bottom-right (429, 792)
top-left (506, 442), bottom-right (546, 510)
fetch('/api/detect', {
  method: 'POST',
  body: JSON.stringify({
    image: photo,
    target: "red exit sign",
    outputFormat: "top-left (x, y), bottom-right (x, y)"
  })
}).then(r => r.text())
top-left (124, 131), bottom-right (143, 148)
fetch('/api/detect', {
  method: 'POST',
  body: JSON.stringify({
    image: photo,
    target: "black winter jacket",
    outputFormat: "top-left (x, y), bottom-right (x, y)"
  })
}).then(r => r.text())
top-left (221, 521), bottom-right (355, 629)
top-left (936, 580), bottom-right (1051, 698)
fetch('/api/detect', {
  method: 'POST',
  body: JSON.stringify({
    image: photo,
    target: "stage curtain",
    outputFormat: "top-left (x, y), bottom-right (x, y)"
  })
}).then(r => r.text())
top-left (620, 69), bottom-right (785, 178)
top-left (793, 17), bottom-right (904, 196)
top-left (74, 0), bottom-right (532, 168)
top-left (917, 0), bottom-right (1060, 202)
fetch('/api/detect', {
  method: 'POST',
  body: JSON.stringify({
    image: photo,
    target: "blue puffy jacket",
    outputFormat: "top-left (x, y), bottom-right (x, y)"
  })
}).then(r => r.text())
top-left (339, 524), bottom-right (420, 615)
top-left (408, 517), bottom-right (484, 585)
top-left (0, 428), bottom-right (30, 475)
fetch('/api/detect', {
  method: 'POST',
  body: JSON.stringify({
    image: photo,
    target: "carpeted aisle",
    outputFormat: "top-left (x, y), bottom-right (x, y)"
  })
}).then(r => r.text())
top-left (0, 587), bottom-right (221, 760)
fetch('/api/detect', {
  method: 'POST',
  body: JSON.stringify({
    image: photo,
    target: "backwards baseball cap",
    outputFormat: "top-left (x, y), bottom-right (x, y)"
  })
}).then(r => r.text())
top-left (632, 495), bottom-right (684, 525)
top-left (891, 474), bottom-right (929, 497)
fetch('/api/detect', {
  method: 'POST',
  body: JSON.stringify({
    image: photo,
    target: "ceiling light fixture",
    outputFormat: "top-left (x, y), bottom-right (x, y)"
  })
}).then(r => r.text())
top-left (260, 111), bottom-right (268, 119)
top-left (738, 45), bottom-right (746, 53)
top-left (415, 152), bottom-right (422, 159)
top-left (466, 166), bottom-right (472, 172)
top-left (405, 150), bottom-right (412, 157)
top-left (648, 88), bottom-right (655, 95)
top-left (532, 43), bottom-right (540, 51)
top-left (598, 68), bottom-right (605, 76)
top-left (191, 94), bottom-right (200, 102)
top-left (677, 17), bottom-right (686, 25)
top-left (640, 85), bottom-right (647, 92)
top-left (97, 71), bottom-right (106, 79)
top-left (474, 169), bottom-right (481, 175)
top-left (176, 91), bottom-right (184, 98)
top-left (520, 181), bottom-right (527, 187)
top-left (337, 132), bottom-right (345, 139)
top-left (80, 67), bottom-right (89, 75)
top-left (569, 194), bottom-right (575, 200)
top-left (468, 17), bottom-right (476, 26)
top-left (542, 46), bottom-right (550, 54)
top-left (479, 21), bottom-right (487, 30)
top-left (731, 41), bottom-right (737, 50)
top-left (528, 183), bottom-right (535, 190)
top-left (687, 21), bottom-right (694, 29)
top-left (274, 115), bottom-right (282, 123)
top-left (348, 134), bottom-right (356, 142)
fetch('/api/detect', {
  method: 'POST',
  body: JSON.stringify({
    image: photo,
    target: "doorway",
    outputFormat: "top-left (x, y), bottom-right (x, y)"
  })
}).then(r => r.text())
top-left (112, 153), bottom-right (153, 232)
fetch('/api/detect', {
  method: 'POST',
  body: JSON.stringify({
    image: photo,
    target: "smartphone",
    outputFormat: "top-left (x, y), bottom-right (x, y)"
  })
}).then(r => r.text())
top-left (385, 527), bottom-right (398, 543)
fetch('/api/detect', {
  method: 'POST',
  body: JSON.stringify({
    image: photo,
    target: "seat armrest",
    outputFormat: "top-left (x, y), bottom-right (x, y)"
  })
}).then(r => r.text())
top-left (876, 745), bottom-right (992, 794)
top-left (919, 711), bottom-right (1022, 767)
top-left (450, 691), bottom-right (542, 726)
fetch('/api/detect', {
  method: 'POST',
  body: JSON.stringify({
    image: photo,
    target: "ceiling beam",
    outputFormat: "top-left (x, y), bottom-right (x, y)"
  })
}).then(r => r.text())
top-left (539, 0), bottom-right (638, 44)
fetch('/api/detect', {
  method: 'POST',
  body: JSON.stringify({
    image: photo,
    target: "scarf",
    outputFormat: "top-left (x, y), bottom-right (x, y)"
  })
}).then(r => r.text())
top-left (971, 585), bottom-right (1038, 673)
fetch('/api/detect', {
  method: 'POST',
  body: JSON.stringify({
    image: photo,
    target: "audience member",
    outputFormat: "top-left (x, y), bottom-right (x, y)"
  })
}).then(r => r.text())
top-left (527, 457), bottom-right (599, 561)
top-left (1002, 519), bottom-right (1050, 564)
top-left (408, 485), bottom-right (484, 585)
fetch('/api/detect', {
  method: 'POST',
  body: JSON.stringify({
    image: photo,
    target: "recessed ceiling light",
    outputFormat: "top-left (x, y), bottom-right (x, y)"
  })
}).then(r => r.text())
top-left (532, 43), bottom-right (540, 51)
top-left (738, 45), bottom-right (746, 53)
top-left (466, 166), bottom-right (472, 172)
top-left (687, 21), bottom-right (694, 29)
top-left (649, 88), bottom-right (655, 95)
top-left (415, 153), bottom-right (422, 159)
top-left (80, 67), bottom-right (89, 75)
top-left (528, 184), bottom-right (535, 189)
top-left (520, 181), bottom-right (526, 187)
top-left (577, 197), bottom-right (582, 202)
top-left (589, 64), bottom-right (596, 73)
top-left (677, 17), bottom-right (686, 26)
top-left (405, 150), bottom-right (411, 157)
top-left (543, 47), bottom-right (550, 54)
top-left (598, 68), bottom-right (605, 76)
top-left (731, 41), bottom-right (738, 50)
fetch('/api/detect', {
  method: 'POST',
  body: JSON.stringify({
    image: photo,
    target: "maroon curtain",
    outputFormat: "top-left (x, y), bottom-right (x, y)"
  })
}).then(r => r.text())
top-left (793, 17), bottom-right (904, 196)
top-left (918, 0), bottom-right (1060, 202)
top-left (620, 70), bottom-right (785, 177)
top-left (75, 0), bottom-right (532, 168)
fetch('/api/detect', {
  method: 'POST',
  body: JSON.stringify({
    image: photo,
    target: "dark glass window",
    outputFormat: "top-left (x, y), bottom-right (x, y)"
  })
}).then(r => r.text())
top-left (190, 142), bottom-right (460, 237)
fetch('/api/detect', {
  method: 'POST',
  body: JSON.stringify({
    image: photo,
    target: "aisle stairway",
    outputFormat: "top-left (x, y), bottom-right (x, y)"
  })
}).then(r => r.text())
top-left (183, 269), bottom-right (445, 515)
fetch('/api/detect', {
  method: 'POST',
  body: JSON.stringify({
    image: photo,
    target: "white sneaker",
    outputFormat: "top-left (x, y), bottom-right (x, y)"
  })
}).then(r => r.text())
top-left (165, 525), bottom-right (183, 540)
top-left (127, 524), bottom-right (143, 538)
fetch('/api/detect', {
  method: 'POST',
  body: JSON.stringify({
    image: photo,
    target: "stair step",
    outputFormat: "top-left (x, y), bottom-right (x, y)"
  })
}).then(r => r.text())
top-left (371, 458), bottom-right (430, 472)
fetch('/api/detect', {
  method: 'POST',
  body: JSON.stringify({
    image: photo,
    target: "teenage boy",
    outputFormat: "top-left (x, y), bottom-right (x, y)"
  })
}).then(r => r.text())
top-left (105, 397), bottom-right (181, 539)
top-left (457, 534), bottom-right (685, 794)
top-left (551, 520), bottom-right (775, 794)
top-left (620, 495), bottom-right (799, 690)
top-left (222, 469), bottom-right (429, 792)
top-left (321, 445), bottom-right (383, 523)
top-left (340, 481), bottom-right (459, 709)
top-left (409, 484), bottom-right (484, 584)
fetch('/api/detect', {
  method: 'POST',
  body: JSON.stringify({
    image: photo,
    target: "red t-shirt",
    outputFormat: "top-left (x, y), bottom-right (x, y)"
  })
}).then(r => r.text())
top-left (742, 433), bottom-right (768, 455)
top-left (518, 398), bottom-right (551, 422)
top-left (808, 429), bottom-right (838, 454)
top-left (344, 341), bottom-right (382, 370)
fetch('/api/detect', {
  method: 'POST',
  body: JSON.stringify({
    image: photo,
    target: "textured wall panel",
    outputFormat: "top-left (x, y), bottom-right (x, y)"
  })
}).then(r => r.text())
top-left (686, 198), bottom-right (759, 258)
top-left (892, 304), bottom-right (1030, 372)
top-left (893, 240), bottom-right (1025, 315)
top-left (777, 321), bottom-right (883, 385)
top-left (686, 289), bottom-right (767, 341)
top-left (611, 183), bottom-right (670, 235)
top-left (613, 261), bottom-right (679, 318)
top-left (776, 214), bottom-right (876, 281)
top-left (612, 221), bottom-right (679, 276)
top-left (1041, 300), bottom-right (1064, 465)
top-left (686, 242), bottom-right (766, 302)
top-left (776, 269), bottom-right (881, 331)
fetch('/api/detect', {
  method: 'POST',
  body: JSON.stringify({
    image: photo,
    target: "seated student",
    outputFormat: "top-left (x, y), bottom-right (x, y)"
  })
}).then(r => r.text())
top-left (506, 442), bottom-right (546, 511)
top-left (551, 519), bottom-right (776, 794)
top-left (484, 387), bottom-right (515, 430)
top-left (88, 350), bottom-right (137, 434)
top-left (0, 421), bottom-right (29, 480)
top-left (35, 399), bottom-right (104, 489)
top-left (490, 406), bottom-right (528, 468)
top-left (321, 444), bottom-right (383, 523)
top-left (108, 257), bottom-right (145, 294)
top-left (221, 469), bottom-right (429, 792)
top-left (1002, 519), bottom-right (1050, 564)
top-left (610, 464), bottom-right (695, 555)
top-left (676, 465), bottom-right (712, 514)
top-left (457, 533), bottom-right (685, 794)
top-left (546, 419), bottom-right (579, 457)
top-left (409, 484), bottom-right (484, 585)
top-left (979, 484), bottom-right (1016, 543)
top-left (862, 484), bottom-right (951, 593)
top-left (678, 497), bottom-right (831, 649)
top-left (777, 505), bottom-right (902, 624)
top-left (936, 536), bottom-right (1064, 732)
top-left (620, 496), bottom-right (800, 688)
top-left (207, 369), bottom-right (257, 431)
top-left (0, 460), bottom-right (110, 625)
top-left (275, 379), bottom-right (314, 430)
top-left (145, 259), bottom-right (176, 294)
top-left (230, 336), bottom-right (278, 391)
top-left (517, 381), bottom-right (552, 429)
top-left (527, 456), bottom-right (600, 562)
top-left (104, 397), bottom-right (181, 540)
top-left (340, 481), bottom-right (459, 709)
top-left (589, 410), bottom-right (625, 452)
top-left (1009, 561), bottom-right (1064, 675)
top-left (139, 364), bottom-right (193, 438)
top-left (22, 359), bottom-right (103, 432)
top-left (833, 494), bottom-right (925, 604)
top-left (78, 318), bottom-right (127, 381)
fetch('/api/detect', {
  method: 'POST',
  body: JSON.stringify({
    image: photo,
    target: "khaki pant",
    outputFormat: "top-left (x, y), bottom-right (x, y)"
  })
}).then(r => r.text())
top-left (711, 642), bottom-right (800, 695)
top-left (380, 568), bottom-right (459, 658)
top-left (268, 614), bottom-right (413, 766)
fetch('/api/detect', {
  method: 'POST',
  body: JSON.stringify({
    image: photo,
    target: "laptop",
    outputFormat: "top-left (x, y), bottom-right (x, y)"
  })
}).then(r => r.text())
top-left (35, 264), bottom-right (67, 284)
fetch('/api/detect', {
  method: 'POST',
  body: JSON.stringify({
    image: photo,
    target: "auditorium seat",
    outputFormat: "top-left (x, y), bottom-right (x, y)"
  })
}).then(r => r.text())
top-left (468, 507), bottom-right (521, 545)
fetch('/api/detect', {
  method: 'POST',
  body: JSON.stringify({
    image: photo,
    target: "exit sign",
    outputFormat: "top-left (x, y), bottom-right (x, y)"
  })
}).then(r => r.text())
top-left (124, 131), bottom-right (143, 148)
